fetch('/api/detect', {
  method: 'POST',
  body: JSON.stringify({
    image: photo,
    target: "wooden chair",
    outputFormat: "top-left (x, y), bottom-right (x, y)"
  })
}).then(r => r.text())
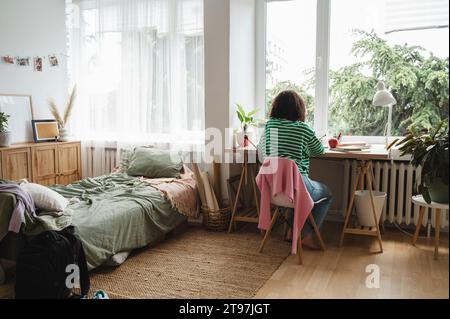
top-left (258, 193), bottom-right (326, 265)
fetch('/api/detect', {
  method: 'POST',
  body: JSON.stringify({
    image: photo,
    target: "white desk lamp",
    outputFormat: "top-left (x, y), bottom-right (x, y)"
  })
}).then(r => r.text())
top-left (372, 81), bottom-right (397, 147)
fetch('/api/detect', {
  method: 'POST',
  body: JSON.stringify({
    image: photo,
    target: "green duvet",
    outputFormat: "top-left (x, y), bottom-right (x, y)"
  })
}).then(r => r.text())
top-left (1, 173), bottom-right (185, 270)
top-left (51, 173), bottom-right (185, 270)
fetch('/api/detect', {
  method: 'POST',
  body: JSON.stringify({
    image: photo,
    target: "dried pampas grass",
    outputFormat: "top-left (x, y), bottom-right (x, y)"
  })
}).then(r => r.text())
top-left (47, 85), bottom-right (77, 127)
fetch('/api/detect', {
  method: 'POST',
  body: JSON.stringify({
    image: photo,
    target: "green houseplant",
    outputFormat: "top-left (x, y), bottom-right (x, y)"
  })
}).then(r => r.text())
top-left (0, 112), bottom-right (11, 147)
top-left (236, 104), bottom-right (259, 147)
top-left (391, 120), bottom-right (449, 204)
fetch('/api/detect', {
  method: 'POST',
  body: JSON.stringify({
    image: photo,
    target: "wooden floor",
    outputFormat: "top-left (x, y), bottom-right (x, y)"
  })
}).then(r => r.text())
top-left (1, 221), bottom-right (448, 299)
top-left (255, 221), bottom-right (449, 299)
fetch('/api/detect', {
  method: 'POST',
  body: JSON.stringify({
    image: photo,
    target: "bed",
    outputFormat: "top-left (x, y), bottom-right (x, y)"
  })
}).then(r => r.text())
top-left (0, 163), bottom-right (198, 270)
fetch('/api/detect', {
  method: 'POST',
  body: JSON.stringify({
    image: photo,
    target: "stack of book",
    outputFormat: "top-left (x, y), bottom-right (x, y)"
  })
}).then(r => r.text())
top-left (332, 141), bottom-right (371, 152)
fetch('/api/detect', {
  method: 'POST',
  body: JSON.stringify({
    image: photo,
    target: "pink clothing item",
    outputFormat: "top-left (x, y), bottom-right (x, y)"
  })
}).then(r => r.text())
top-left (256, 157), bottom-right (314, 254)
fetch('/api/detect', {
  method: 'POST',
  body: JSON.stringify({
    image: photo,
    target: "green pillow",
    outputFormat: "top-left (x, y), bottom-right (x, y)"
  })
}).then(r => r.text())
top-left (127, 148), bottom-right (183, 178)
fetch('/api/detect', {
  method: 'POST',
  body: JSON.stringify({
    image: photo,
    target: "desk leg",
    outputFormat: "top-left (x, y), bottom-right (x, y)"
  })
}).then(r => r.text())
top-left (228, 163), bottom-right (246, 233)
top-left (435, 209), bottom-right (441, 260)
top-left (339, 167), bottom-right (361, 247)
top-left (369, 166), bottom-right (384, 233)
top-left (366, 163), bottom-right (383, 253)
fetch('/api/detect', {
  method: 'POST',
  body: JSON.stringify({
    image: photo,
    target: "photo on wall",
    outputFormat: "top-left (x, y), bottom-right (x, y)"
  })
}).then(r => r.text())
top-left (2, 56), bottom-right (14, 64)
top-left (34, 57), bottom-right (43, 72)
top-left (16, 57), bottom-right (30, 66)
top-left (48, 54), bottom-right (59, 67)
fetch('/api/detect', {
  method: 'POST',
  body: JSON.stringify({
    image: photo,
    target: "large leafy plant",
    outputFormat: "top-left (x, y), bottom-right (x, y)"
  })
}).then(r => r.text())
top-left (391, 120), bottom-right (449, 203)
top-left (236, 104), bottom-right (258, 131)
top-left (0, 112), bottom-right (10, 133)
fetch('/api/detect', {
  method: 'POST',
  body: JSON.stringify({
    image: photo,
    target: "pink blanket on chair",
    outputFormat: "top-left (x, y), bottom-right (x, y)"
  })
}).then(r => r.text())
top-left (256, 157), bottom-right (314, 254)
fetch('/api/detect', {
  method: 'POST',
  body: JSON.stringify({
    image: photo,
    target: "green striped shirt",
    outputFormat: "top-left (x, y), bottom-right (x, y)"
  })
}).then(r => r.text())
top-left (257, 118), bottom-right (325, 176)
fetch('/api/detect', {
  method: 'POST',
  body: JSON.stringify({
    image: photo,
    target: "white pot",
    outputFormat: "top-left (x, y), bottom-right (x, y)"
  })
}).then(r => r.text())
top-left (58, 127), bottom-right (70, 142)
top-left (355, 190), bottom-right (387, 227)
top-left (0, 131), bottom-right (12, 147)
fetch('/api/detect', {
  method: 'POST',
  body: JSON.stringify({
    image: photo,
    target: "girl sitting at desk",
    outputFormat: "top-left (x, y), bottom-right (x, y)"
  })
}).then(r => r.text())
top-left (257, 90), bottom-right (332, 249)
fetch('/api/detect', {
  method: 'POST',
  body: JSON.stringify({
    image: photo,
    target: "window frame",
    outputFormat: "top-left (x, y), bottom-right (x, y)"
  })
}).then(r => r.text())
top-left (259, 0), bottom-right (400, 144)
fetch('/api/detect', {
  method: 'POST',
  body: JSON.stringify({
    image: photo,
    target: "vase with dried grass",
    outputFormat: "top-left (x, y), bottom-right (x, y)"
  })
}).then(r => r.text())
top-left (48, 86), bottom-right (76, 142)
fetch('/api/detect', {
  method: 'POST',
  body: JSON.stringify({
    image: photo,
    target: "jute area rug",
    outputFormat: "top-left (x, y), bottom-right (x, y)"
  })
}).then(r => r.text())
top-left (89, 225), bottom-right (290, 299)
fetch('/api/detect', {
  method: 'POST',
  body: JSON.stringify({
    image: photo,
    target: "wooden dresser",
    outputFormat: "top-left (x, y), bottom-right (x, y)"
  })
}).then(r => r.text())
top-left (0, 141), bottom-right (82, 186)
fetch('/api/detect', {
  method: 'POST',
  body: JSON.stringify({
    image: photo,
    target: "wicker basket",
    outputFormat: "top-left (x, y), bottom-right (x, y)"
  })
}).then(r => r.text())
top-left (202, 206), bottom-right (231, 231)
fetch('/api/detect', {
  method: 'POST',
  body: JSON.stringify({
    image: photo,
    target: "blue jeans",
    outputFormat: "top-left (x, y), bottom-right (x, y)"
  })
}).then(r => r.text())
top-left (287, 177), bottom-right (332, 237)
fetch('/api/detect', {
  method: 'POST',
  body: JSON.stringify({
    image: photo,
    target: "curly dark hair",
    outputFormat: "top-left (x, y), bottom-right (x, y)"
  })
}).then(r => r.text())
top-left (269, 90), bottom-right (306, 122)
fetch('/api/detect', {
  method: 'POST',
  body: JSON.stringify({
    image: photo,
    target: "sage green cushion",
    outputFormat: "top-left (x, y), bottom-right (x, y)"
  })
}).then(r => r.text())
top-left (127, 148), bottom-right (183, 178)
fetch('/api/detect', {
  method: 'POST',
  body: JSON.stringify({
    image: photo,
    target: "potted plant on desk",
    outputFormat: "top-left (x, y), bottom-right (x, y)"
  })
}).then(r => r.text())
top-left (236, 104), bottom-right (259, 147)
top-left (391, 119), bottom-right (449, 204)
top-left (0, 112), bottom-right (11, 147)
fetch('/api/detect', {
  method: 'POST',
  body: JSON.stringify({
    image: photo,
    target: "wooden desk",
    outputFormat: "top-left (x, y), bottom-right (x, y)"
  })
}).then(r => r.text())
top-left (316, 147), bottom-right (390, 253)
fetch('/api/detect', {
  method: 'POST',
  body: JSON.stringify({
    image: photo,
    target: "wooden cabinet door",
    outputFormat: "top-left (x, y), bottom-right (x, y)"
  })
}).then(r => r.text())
top-left (58, 143), bottom-right (81, 185)
top-left (32, 144), bottom-right (58, 186)
top-left (1, 148), bottom-right (32, 181)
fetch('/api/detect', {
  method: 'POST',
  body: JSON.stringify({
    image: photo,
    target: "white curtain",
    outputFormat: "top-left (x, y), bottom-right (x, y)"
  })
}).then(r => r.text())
top-left (67, 0), bottom-right (204, 177)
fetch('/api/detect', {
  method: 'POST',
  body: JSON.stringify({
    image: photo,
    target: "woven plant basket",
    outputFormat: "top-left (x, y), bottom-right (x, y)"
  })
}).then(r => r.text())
top-left (202, 206), bottom-right (231, 231)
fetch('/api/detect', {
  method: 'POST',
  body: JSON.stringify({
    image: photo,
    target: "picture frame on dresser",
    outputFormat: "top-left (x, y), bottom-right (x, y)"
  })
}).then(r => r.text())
top-left (0, 94), bottom-right (35, 144)
top-left (31, 119), bottom-right (59, 143)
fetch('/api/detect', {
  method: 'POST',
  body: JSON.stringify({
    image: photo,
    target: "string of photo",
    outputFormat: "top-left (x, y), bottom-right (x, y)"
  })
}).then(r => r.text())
top-left (1, 54), bottom-right (62, 72)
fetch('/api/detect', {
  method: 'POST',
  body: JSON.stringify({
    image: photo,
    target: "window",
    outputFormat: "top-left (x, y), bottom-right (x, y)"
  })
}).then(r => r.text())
top-left (265, 0), bottom-right (317, 127)
top-left (264, 0), bottom-right (449, 140)
top-left (67, 0), bottom-right (204, 145)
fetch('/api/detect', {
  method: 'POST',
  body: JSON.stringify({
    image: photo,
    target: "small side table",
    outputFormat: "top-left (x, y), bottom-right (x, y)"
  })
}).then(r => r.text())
top-left (411, 195), bottom-right (449, 260)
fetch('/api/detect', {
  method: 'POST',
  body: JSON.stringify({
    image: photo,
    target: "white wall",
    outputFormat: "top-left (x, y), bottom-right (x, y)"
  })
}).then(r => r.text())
top-left (205, 0), bottom-right (259, 201)
top-left (204, 0), bottom-right (232, 200)
top-left (229, 0), bottom-right (256, 128)
top-left (0, 0), bottom-right (68, 119)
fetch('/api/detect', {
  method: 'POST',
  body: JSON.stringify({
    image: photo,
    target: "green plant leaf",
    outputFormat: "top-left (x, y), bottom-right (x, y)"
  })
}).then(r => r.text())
top-left (248, 109), bottom-right (259, 117)
top-left (236, 110), bottom-right (244, 124)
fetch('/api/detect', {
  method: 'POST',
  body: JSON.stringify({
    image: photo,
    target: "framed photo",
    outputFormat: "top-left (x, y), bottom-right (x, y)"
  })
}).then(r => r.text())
top-left (0, 94), bottom-right (35, 143)
top-left (31, 119), bottom-right (59, 143)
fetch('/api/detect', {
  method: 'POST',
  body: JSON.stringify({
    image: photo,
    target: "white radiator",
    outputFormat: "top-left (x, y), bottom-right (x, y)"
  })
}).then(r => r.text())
top-left (342, 160), bottom-right (449, 229)
top-left (83, 146), bottom-right (117, 178)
